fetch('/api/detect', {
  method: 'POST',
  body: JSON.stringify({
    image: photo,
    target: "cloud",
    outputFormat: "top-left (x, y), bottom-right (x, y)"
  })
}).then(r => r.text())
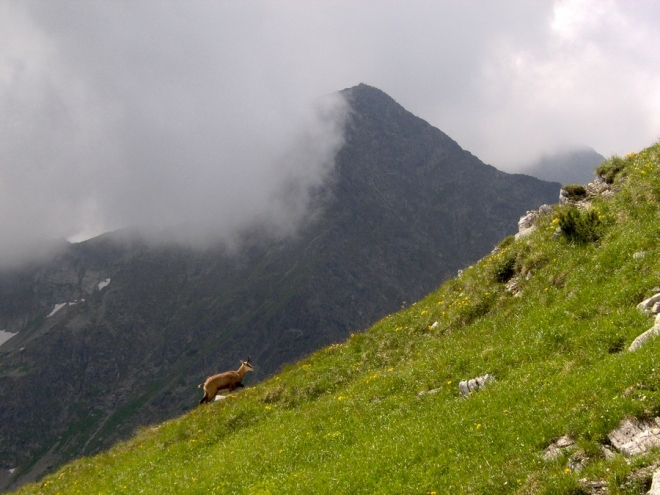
top-left (1, 1), bottom-right (659, 263)
top-left (0, 2), bottom-right (350, 264)
top-left (458, 0), bottom-right (660, 167)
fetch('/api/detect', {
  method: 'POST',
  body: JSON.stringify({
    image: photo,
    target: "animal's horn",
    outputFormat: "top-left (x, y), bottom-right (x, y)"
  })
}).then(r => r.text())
top-left (247, 356), bottom-right (251, 362)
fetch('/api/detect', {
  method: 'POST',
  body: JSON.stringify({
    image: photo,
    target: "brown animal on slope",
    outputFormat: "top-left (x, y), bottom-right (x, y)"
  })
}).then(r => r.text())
top-left (198, 357), bottom-right (254, 404)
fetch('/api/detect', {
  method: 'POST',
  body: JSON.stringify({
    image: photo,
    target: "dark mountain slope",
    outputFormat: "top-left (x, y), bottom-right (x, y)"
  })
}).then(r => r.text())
top-left (0, 83), bottom-right (559, 489)
top-left (521, 146), bottom-right (605, 185)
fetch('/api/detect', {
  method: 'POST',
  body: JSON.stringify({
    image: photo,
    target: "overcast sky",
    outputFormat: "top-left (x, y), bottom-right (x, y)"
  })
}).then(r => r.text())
top-left (1, 0), bottom-right (660, 263)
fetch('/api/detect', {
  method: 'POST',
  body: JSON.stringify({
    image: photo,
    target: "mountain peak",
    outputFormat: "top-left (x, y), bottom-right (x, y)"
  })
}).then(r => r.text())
top-left (341, 82), bottom-right (393, 99)
top-left (340, 83), bottom-right (405, 115)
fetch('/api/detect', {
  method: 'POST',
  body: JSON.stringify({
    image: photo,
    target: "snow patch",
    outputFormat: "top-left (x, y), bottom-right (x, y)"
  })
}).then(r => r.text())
top-left (98, 278), bottom-right (111, 290)
top-left (47, 299), bottom-right (85, 317)
top-left (0, 330), bottom-right (18, 346)
top-left (47, 303), bottom-right (67, 317)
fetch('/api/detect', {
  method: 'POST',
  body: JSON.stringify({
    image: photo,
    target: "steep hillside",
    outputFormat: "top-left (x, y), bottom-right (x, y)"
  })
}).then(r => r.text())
top-left (10, 145), bottom-right (660, 494)
top-left (0, 84), bottom-right (559, 489)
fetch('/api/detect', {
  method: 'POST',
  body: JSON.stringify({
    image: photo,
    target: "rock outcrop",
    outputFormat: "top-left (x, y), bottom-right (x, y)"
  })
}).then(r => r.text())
top-left (607, 417), bottom-right (660, 456)
top-left (514, 204), bottom-right (552, 240)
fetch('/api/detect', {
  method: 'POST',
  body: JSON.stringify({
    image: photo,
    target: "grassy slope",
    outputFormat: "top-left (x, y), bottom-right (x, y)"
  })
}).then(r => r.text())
top-left (16, 145), bottom-right (660, 495)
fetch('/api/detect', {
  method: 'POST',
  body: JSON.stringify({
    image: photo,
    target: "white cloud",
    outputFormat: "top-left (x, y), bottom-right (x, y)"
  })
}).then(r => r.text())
top-left (467, 0), bottom-right (660, 168)
top-left (0, 0), bottom-right (659, 263)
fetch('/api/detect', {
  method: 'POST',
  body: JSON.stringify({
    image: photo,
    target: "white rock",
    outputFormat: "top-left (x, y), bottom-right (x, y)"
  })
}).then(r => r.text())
top-left (518, 211), bottom-right (539, 231)
top-left (585, 177), bottom-right (610, 195)
top-left (637, 294), bottom-right (660, 314)
top-left (556, 435), bottom-right (575, 448)
top-left (458, 381), bottom-right (470, 397)
top-left (629, 324), bottom-right (660, 352)
top-left (648, 471), bottom-right (660, 495)
top-left (430, 321), bottom-right (439, 329)
top-left (459, 373), bottom-right (494, 397)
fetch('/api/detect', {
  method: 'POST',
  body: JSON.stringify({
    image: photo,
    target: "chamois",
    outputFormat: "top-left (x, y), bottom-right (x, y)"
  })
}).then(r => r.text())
top-left (198, 357), bottom-right (254, 404)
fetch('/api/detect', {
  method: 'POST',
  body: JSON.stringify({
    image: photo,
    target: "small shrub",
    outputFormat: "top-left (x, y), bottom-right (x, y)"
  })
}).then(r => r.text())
top-left (596, 156), bottom-right (626, 184)
top-left (490, 249), bottom-right (517, 283)
top-left (558, 208), bottom-right (602, 244)
top-left (562, 184), bottom-right (587, 201)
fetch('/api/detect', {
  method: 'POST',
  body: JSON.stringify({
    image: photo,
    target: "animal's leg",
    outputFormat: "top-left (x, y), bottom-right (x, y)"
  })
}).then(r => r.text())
top-left (235, 382), bottom-right (244, 388)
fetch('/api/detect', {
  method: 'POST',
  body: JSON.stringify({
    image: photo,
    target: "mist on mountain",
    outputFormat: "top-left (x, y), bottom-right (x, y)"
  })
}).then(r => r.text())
top-left (519, 147), bottom-right (605, 185)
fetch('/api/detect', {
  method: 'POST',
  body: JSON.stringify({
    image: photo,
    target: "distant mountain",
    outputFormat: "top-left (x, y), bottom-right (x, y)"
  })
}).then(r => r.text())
top-left (520, 147), bottom-right (605, 185)
top-left (0, 83), bottom-right (560, 490)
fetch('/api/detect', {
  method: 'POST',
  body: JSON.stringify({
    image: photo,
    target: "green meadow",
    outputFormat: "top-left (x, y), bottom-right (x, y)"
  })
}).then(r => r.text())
top-left (17, 144), bottom-right (660, 494)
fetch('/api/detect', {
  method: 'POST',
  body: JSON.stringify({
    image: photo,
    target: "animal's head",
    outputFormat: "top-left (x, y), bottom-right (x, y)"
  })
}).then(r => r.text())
top-left (241, 356), bottom-right (254, 372)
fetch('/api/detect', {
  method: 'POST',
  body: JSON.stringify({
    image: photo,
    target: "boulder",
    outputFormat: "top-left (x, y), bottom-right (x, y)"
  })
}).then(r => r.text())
top-left (459, 373), bottom-right (494, 397)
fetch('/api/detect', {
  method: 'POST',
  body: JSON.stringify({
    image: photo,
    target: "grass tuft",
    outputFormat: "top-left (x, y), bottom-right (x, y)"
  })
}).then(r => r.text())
top-left (596, 155), bottom-right (628, 184)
